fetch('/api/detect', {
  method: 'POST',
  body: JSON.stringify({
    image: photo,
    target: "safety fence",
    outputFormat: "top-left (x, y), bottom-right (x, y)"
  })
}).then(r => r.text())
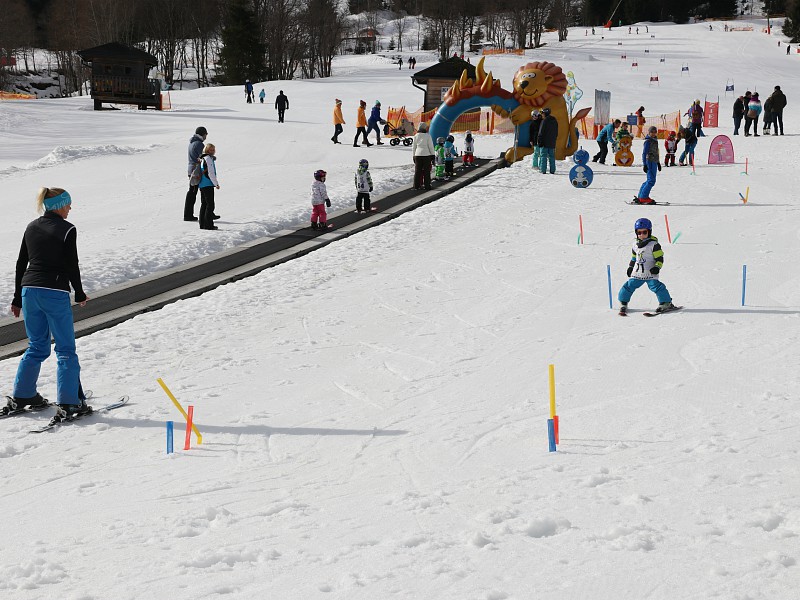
top-left (0, 91), bottom-right (36, 100)
top-left (481, 48), bottom-right (526, 56)
top-left (386, 105), bottom-right (684, 140)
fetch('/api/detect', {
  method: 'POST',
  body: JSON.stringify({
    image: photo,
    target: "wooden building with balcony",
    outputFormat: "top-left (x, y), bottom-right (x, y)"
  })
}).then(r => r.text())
top-left (77, 42), bottom-right (161, 110)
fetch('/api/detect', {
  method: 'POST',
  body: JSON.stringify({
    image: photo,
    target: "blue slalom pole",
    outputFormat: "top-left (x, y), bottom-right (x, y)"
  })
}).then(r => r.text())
top-left (607, 265), bottom-right (613, 309)
top-left (741, 265), bottom-right (747, 306)
top-left (547, 419), bottom-right (557, 452)
top-left (166, 421), bottom-right (174, 454)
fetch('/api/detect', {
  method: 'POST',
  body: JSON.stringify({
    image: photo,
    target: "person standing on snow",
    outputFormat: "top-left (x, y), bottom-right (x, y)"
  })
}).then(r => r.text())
top-left (7, 187), bottom-right (91, 422)
top-left (593, 119), bottom-right (620, 164)
top-left (744, 92), bottom-right (762, 137)
top-left (184, 126), bottom-right (207, 221)
top-left (732, 96), bottom-right (745, 135)
top-left (529, 110), bottom-right (543, 167)
top-left (411, 122), bottom-right (435, 190)
top-left (258, 89), bottom-right (265, 104)
top-left (332, 99), bottom-right (345, 144)
top-left (310, 169), bottom-right (331, 229)
top-left (275, 90), bottom-right (289, 123)
top-left (366, 101), bottom-right (386, 145)
top-left (678, 125), bottom-right (697, 166)
top-left (633, 126), bottom-right (661, 204)
top-left (244, 80), bottom-right (254, 103)
top-left (618, 217), bottom-right (676, 315)
top-left (664, 130), bottom-right (678, 167)
top-left (770, 85), bottom-right (786, 135)
top-left (198, 143), bottom-right (221, 230)
top-left (537, 107), bottom-right (558, 174)
top-left (685, 100), bottom-right (704, 137)
top-left (354, 158), bottom-right (373, 213)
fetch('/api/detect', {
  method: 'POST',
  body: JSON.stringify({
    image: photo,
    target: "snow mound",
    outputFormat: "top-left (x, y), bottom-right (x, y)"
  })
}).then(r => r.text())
top-left (0, 144), bottom-right (160, 176)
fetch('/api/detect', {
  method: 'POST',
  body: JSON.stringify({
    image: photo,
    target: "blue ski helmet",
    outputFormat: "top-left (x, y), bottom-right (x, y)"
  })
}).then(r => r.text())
top-left (634, 217), bottom-right (652, 231)
top-left (446, 135), bottom-right (454, 143)
top-left (359, 159), bottom-right (369, 169)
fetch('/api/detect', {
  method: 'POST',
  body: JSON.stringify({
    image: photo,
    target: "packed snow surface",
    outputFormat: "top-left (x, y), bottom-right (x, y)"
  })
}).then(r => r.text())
top-left (1, 19), bottom-right (799, 599)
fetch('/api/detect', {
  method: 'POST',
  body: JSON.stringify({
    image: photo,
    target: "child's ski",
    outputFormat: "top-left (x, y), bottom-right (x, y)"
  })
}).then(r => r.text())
top-left (626, 200), bottom-right (671, 206)
top-left (643, 306), bottom-right (683, 317)
top-left (1, 390), bottom-right (94, 420)
top-left (30, 396), bottom-right (129, 433)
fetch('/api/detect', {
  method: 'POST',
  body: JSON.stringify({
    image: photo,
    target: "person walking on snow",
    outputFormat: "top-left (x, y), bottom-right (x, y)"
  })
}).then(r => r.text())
top-left (633, 126), bottom-right (660, 204)
top-left (353, 100), bottom-right (371, 147)
top-left (184, 126), bottom-right (207, 221)
top-left (411, 122), bottom-right (435, 190)
top-left (635, 106), bottom-right (646, 137)
top-left (537, 107), bottom-right (558, 174)
top-left (332, 99), bottom-right (345, 144)
top-left (685, 100), bottom-right (704, 137)
top-left (593, 119), bottom-right (620, 164)
top-left (7, 187), bottom-right (91, 421)
top-left (310, 170), bottom-right (331, 229)
top-left (366, 101), bottom-right (386, 145)
top-left (618, 217), bottom-right (676, 315)
top-left (274, 90), bottom-right (289, 122)
top-left (354, 159), bottom-right (373, 213)
top-left (258, 89), bottom-right (265, 103)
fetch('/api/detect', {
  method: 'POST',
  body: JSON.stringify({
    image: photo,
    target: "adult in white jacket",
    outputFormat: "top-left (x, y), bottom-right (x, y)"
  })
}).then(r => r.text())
top-left (411, 122), bottom-right (435, 190)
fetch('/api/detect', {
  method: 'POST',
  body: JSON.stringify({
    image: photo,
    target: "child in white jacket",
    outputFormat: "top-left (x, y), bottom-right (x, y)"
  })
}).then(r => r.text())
top-left (354, 159), bottom-right (373, 212)
top-left (311, 169), bottom-right (331, 229)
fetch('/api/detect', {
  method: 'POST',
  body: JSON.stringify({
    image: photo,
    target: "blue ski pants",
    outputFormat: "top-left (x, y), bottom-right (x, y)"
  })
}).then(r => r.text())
top-left (638, 160), bottom-right (658, 198)
top-left (618, 278), bottom-right (672, 304)
top-left (14, 287), bottom-right (82, 404)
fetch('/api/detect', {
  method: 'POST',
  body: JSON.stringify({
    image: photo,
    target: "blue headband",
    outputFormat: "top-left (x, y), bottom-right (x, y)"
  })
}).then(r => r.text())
top-left (44, 191), bottom-right (71, 211)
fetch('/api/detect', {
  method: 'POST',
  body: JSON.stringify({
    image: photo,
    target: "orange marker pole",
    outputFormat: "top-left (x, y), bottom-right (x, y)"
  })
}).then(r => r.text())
top-left (579, 215), bottom-right (584, 244)
top-left (184, 405), bottom-right (194, 450)
top-left (664, 214), bottom-right (672, 243)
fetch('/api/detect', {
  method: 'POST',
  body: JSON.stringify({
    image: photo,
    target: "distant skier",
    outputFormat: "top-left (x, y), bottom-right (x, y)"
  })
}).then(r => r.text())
top-left (244, 80), bottom-right (254, 103)
top-left (462, 130), bottom-right (475, 167)
top-left (443, 135), bottom-right (457, 178)
top-left (434, 137), bottom-right (446, 180)
top-left (310, 169), bottom-right (331, 229)
top-left (258, 89), bottom-right (265, 104)
top-left (618, 217), bottom-right (677, 315)
top-left (664, 130), bottom-right (678, 167)
top-left (678, 125), bottom-right (697, 166)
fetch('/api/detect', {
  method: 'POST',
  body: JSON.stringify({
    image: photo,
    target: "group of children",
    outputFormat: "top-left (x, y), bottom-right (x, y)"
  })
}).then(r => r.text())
top-left (308, 131), bottom-right (477, 228)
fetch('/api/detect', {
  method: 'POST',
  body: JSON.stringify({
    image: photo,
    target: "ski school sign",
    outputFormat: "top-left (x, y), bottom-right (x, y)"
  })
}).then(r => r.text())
top-left (704, 100), bottom-right (719, 128)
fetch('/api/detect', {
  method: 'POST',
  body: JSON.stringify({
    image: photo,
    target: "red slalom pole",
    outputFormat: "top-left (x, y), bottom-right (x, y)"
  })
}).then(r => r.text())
top-left (579, 215), bottom-right (584, 244)
top-left (184, 405), bottom-right (194, 450)
top-left (664, 214), bottom-right (672, 243)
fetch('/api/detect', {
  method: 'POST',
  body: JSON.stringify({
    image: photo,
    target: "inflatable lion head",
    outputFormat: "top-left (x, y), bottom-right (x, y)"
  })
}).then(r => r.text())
top-left (512, 62), bottom-right (568, 108)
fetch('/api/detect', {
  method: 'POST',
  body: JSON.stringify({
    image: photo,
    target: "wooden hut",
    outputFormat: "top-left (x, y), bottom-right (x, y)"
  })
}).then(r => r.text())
top-left (77, 42), bottom-right (161, 110)
top-left (411, 56), bottom-right (476, 113)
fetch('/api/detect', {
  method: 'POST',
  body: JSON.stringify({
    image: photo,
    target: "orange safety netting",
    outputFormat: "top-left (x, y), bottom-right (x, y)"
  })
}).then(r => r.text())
top-left (0, 91), bottom-right (35, 100)
top-left (387, 106), bottom-right (682, 140)
top-left (481, 48), bottom-right (525, 56)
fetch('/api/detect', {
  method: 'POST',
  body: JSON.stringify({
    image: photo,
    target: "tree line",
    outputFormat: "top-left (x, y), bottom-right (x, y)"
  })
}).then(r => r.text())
top-left (1, 0), bottom-right (776, 96)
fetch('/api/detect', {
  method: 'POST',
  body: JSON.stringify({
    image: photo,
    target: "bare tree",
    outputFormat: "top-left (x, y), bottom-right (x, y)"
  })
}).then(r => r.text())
top-left (394, 12), bottom-right (408, 52)
top-left (549, 0), bottom-right (571, 42)
top-left (0, 0), bottom-right (36, 78)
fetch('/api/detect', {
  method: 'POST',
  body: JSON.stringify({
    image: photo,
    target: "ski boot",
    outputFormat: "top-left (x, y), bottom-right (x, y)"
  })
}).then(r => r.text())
top-left (2, 393), bottom-right (48, 415)
top-left (53, 401), bottom-right (93, 423)
top-left (656, 302), bottom-right (677, 313)
top-left (618, 303), bottom-right (628, 317)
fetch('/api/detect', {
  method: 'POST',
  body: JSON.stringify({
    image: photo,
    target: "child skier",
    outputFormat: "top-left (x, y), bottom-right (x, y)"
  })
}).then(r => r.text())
top-left (664, 131), bottom-right (678, 167)
top-left (434, 137), bottom-right (446, 180)
top-left (618, 218), bottom-right (677, 315)
top-left (443, 135), bottom-right (457, 178)
top-left (354, 158), bottom-right (373, 213)
top-left (633, 126), bottom-right (661, 204)
top-left (614, 122), bottom-right (631, 153)
top-left (462, 130), bottom-right (475, 167)
top-left (678, 125), bottom-right (697, 166)
top-left (310, 169), bottom-right (331, 229)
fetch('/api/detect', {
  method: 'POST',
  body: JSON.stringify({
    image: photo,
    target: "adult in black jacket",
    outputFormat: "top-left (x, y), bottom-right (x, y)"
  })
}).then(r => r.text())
top-left (184, 126), bottom-right (207, 221)
top-left (732, 97), bottom-right (744, 135)
top-left (537, 108), bottom-right (559, 174)
top-left (770, 86), bottom-right (787, 135)
top-left (275, 90), bottom-right (289, 123)
top-left (6, 187), bottom-right (91, 420)
top-left (529, 110), bottom-right (543, 165)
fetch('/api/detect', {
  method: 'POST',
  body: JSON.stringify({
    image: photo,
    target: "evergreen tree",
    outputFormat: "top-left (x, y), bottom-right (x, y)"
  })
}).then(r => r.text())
top-left (785, 0), bottom-right (800, 42)
top-left (217, 0), bottom-right (266, 85)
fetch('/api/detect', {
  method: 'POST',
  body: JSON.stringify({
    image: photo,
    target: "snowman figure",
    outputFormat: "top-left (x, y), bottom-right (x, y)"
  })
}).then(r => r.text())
top-left (569, 148), bottom-right (594, 188)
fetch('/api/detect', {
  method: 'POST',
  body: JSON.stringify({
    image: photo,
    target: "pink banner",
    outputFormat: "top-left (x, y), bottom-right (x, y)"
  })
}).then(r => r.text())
top-left (704, 101), bottom-right (719, 128)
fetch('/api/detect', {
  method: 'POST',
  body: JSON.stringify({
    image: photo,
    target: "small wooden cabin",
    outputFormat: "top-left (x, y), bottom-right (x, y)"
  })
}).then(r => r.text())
top-left (411, 56), bottom-right (476, 113)
top-left (77, 42), bottom-right (161, 110)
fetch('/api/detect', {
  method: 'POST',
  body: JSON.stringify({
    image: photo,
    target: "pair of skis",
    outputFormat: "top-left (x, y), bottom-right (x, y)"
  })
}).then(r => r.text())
top-left (1, 393), bottom-right (129, 433)
top-left (619, 306), bottom-right (683, 317)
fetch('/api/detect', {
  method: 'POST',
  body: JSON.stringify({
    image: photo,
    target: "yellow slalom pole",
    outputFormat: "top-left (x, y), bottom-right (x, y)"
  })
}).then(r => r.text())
top-left (744, 186), bottom-right (750, 204)
top-left (549, 364), bottom-right (559, 444)
top-left (157, 377), bottom-right (203, 444)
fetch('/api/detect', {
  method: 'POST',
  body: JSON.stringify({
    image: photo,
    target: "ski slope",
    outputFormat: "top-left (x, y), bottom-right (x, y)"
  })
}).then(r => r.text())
top-left (1, 19), bottom-right (799, 599)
